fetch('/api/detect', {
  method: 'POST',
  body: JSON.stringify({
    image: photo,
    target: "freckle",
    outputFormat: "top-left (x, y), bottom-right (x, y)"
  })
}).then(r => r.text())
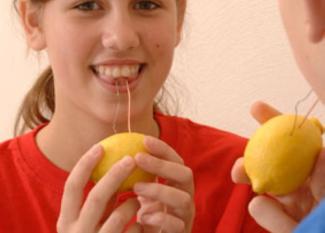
top-left (156, 44), bottom-right (160, 48)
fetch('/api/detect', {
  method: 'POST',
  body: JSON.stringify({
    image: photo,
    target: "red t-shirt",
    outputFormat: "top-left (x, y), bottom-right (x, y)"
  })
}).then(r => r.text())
top-left (0, 113), bottom-right (268, 233)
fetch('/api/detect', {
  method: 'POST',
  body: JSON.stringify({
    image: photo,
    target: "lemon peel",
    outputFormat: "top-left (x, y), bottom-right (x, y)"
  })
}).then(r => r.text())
top-left (91, 132), bottom-right (155, 192)
top-left (244, 115), bottom-right (323, 196)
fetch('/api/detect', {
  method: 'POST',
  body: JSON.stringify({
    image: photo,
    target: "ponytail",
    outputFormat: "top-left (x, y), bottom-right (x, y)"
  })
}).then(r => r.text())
top-left (14, 66), bottom-right (55, 136)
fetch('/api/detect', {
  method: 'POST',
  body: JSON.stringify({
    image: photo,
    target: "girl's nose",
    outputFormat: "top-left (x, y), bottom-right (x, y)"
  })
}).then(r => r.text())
top-left (101, 14), bottom-right (140, 51)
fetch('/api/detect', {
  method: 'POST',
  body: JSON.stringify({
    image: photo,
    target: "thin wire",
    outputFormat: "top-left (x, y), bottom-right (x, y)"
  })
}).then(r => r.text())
top-left (112, 81), bottom-right (120, 134)
top-left (126, 80), bottom-right (132, 133)
top-left (126, 79), bottom-right (164, 231)
top-left (298, 98), bottom-right (320, 128)
top-left (290, 89), bottom-right (313, 135)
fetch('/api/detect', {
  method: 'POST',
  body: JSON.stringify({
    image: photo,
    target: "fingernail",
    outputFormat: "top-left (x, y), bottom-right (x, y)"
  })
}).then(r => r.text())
top-left (135, 153), bottom-right (149, 162)
top-left (137, 196), bottom-right (152, 205)
top-left (137, 196), bottom-right (146, 203)
top-left (144, 136), bottom-right (155, 147)
top-left (90, 144), bottom-right (102, 158)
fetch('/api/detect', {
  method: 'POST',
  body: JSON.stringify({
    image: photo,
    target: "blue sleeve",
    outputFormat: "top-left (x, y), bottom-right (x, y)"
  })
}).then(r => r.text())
top-left (294, 200), bottom-right (325, 233)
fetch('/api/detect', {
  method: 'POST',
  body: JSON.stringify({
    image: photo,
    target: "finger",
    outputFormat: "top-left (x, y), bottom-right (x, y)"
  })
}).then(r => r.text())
top-left (125, 223), bottom-right (143, 233)
top-left (137, 198), bottom-right (166, 233)
top-left (311, 148), bottom-right (325, 202)
top-left (248, 196), bottom-right (297, 233)
top-left (137, 197), bottom-right (163, 222)
top-left (137, 196), bottom-right (162, 215)
top-left (99, 198), bottom-right (140, 233)
top-left (250, 101), bottom-right (281, 124)
top-left (134, 183), bottom-right (192, 218)
top-left (58, 144), bottom-right (103, 225)
top-left (144, 136), bottom-right (184, 164)
top-left (135, 153), bottom-right (194, 193)
top-left (138, 202), bottom-right (163, 221)
top-left (142, 225), bottom-right (160, 233)
top-left (137, 196), bottom-right (155, 205)
top-left (78, 156), bottom-right (136, 231)
top-left (140, 212), bottom-right (185, 233)
top-left (231, 157), bottom-right (251, 184)
top-left (272, 185), bottom-right (314, 221)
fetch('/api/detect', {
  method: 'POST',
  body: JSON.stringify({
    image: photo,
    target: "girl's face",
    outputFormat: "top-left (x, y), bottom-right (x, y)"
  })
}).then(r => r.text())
top-left (278, 0), bottom-right (325, 102)
top-left (28, 0), bottom-right (184, 124)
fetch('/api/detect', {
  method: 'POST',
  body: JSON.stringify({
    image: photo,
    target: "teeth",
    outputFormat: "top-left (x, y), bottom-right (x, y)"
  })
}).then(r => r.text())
top-left (121, 66), bottom-right (130, 76)
top-left (112, 67), bottom-right (121, 77)
top-left (99, 66), bottom-right (105, 75)
top-left (104, 67), bottom-right (112, 76)
top-left (131, 66), bottom-right (138, 73)
top-left (94, 65), bottom-right (141, 79)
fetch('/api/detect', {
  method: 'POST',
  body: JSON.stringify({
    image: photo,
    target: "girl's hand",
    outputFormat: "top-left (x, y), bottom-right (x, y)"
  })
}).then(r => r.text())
top-left (133, 136), bottom-right (195, 233)
top-left (57, 144), bottom-right (141, 233)
top-left (231, 101), bottom-right (325, 233)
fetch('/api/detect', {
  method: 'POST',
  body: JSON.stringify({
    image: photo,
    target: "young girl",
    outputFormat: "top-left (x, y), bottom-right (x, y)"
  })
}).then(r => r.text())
top-left (232, 0), bottom-right (325, 232)
top-left (0, 0), bottom-right (267, 232)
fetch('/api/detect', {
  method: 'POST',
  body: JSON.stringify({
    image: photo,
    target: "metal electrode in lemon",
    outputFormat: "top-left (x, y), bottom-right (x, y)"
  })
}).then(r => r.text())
top-left (244, 115), bottom-right (323, 196)
top-left (91, 132), bottom-right (155, 192)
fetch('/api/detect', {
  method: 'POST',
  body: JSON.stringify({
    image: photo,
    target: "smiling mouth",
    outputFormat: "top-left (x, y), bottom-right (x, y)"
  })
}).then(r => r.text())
top-left (90, 64), bottom-right (145, 85)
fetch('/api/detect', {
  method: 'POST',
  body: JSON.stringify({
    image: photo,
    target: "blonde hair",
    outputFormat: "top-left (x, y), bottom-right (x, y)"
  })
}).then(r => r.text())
top-left (14, 67), bottom-right (54, 136)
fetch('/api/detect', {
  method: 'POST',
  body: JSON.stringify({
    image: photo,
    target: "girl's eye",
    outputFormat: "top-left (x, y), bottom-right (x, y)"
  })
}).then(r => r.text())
top-left (134, 1), bottom-right (160, 10)
top-left (75, 1), bottom-right (100, 11)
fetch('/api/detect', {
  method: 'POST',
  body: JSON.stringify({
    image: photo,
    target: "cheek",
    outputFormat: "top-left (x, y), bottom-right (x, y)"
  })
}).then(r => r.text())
top-left (144, 31), bottom-right (176, 91)
top-left (279, 0), bottom-right (308, 79)
top-left (46, 25), bottom-right (93, 75)
top-left (149, 35), bottom-right (175, 52)
top-left (301, 44), bottom-right (325, 103)
top-left (279, 1), bottom-right (325, 103)
top-left (279, 0), bottom-right (306, 47)
top-left (141, 24), bottom-right (177, 86)
top-left (148, 29), bottom-right (177, 66)
top-left (142, 18), bottom-right (178, 50)
top-left (151, 38), bottom-right (175, 75)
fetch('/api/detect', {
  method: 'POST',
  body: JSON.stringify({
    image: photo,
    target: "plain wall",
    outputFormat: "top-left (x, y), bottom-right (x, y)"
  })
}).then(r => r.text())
top-left (1, 0), bottom-right (325, 141)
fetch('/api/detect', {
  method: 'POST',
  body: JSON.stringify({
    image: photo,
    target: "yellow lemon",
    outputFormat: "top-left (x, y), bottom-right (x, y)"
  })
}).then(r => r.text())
top-left (244, 115), bottom-right (323, 195)
top-left (91, 132), bottom-right (155, 192)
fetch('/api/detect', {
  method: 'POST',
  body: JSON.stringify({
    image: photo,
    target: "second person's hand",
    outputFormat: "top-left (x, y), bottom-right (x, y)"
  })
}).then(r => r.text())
top-left (231, 101), bottom-right (325, 233)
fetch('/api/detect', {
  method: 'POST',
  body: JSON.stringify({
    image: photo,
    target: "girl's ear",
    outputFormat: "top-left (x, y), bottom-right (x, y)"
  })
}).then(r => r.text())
top-left (18, 0), bottom-right (46, 51)
top-left (304, 0), bottom-right (325, 43)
